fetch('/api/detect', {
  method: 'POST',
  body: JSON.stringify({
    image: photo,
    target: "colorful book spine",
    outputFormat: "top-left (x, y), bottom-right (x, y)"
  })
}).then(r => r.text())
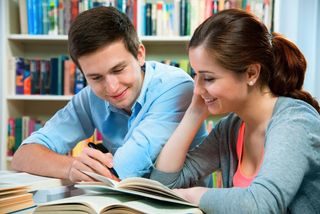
top-left (48, 0), bottom-right (58, 35)
top-left (15, 58), bottom-right (25, 95)
top-left (30, 60), bottom-right (41, 94)
top-left (40, 60), bottom-right (51, 95)
top-left (23, 59), bottom-right (31, 95)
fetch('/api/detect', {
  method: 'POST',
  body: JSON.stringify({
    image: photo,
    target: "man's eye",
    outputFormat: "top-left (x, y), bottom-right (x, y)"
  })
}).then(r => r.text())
top-left (113, 68), bottom-right (124, 74)
top-left (92, 76), bottom-right (102, 81)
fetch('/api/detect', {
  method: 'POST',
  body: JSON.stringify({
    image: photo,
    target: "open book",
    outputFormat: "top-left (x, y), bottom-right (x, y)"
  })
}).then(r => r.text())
top-left (34, 193), bottom-right (203, 214)
top-left (34, 171), bottom-right (203, 213)
top-left (76, 170), bottom-right (197, 207)
top-left (0, 184), bottom-right (35, 213)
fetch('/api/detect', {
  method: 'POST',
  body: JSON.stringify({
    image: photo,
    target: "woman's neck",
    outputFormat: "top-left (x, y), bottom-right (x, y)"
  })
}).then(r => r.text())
top-left (238, 89), bottom-right (277, 129)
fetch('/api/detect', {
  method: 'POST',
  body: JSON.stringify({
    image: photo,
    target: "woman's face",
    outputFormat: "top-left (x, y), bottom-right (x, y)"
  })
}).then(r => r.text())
top-left (189, 46), bottom-right (250, 115)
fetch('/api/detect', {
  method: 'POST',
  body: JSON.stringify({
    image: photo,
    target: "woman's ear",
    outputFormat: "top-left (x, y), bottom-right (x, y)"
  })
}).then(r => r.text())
top-left (246, 64), bottom-right (261, 86)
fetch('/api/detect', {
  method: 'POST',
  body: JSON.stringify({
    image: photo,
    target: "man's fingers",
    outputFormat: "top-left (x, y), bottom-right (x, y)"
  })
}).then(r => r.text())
top-left (84, 147), bottom-right (114, 167)
top-left (78, 148), bottom-right (114, 179)
top-left (68, 159), bottom-right (95, 182)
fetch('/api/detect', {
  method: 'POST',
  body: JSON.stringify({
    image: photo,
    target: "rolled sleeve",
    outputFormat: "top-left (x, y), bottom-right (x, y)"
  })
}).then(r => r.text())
top-left (21, 87), bottom-right (95, 154)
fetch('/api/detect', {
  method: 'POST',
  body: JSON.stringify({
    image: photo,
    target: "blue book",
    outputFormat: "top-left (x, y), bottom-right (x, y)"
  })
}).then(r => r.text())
top-left (57, 55), bottom-right (67, 95)
top-left (27, 0), bottom-right (35, 34)
top-left (36, 0), bottom-right (43, 34)
top-left (50, 57), bottom-right (58, 95)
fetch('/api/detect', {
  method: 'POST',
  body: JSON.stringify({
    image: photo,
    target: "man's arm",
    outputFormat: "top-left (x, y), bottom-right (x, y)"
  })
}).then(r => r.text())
top-left (11, 143), bottom-right (118, 182)
top-left (11, 144), bottom-right (74, 179)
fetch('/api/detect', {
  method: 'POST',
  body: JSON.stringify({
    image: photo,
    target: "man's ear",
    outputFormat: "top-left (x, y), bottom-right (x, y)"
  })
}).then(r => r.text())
top-left (137, 44), bottom-right (146, 67)
top-left (246, 64), bottom-right (261, 86)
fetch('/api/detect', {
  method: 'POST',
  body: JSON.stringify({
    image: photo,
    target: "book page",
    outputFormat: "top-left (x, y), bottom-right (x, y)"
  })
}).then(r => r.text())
top-left (80, 170), bottom-right (185, 202)
top-left (34, 193), bottom-right (145, 213)
top-left (106, 197), bottom-right (203, 214)
top-left (0, 172), bottom-right (71, 191)
top-left (81, 170), bottom-right (118, 187)
top-left (75, 183), bottom-right (194, 207)
top-left (116, 177), bottom-right (184, 200)
top-left (0, 184), bottom-right (29, 195)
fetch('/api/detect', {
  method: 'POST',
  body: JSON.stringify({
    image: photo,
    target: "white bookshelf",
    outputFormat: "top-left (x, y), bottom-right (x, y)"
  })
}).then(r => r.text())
top-left (0, 0), bottom-right (279, 170)
top-left (7, 95), bottom-right (73, 101)
top-left (0, 0), bottom-right (190, 170)
top-left (0, 0), bottom-right (6, 170)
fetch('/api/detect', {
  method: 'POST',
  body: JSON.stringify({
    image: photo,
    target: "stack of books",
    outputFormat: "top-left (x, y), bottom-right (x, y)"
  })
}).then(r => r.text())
top-left (0, 184), bottom-right (35, 213)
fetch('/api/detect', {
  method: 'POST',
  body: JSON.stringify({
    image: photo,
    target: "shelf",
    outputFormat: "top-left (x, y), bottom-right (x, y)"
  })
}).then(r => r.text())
top-left (8, 34), bottom-right (68, 41)
top-left (6, 95), bottom-right (73, 101)
top-left (8, 34), bottom-right (191, 44)
top-left (140, 36), bottom-right (191, 42)
top-left (8, 34), bottom-right (68, 45)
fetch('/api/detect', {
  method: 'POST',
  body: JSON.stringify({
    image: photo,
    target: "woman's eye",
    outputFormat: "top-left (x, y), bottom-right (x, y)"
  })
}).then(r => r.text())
top-left (204, 77), bottom-right (215, 82)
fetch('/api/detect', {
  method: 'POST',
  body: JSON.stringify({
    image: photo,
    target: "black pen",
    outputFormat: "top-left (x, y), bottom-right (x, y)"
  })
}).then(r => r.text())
top-left (87, 142), bottom-right (119, 178)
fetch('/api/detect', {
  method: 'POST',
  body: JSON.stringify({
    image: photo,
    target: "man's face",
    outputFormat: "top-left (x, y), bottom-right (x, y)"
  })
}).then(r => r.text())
top-left (79, 40), bottom-right (145, 113)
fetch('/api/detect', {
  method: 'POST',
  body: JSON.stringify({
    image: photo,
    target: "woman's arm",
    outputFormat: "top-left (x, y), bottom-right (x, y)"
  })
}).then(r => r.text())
top-left (155, 93), bottom-right (209, 172)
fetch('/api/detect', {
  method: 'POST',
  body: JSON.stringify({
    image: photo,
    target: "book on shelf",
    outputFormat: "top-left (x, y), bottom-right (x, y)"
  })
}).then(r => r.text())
top-left (75, 170), bottom-right (198, 207)
top-left (0, 184), bottom-right (35, 213)
top-left (18, 0), bottom-right (137, 36)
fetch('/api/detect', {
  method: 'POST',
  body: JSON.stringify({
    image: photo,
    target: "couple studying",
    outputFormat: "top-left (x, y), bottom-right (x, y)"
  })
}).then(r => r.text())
top-left (12, 6), bottom-right (320, 213)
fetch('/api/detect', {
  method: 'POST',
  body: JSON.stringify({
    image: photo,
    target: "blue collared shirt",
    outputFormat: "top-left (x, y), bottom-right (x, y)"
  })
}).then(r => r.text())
top-left (22, 61), bottom-right (207, 179)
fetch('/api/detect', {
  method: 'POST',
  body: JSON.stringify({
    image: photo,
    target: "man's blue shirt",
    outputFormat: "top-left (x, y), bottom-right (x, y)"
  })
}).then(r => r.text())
top-left (22, 61), bottom-right (207, 179)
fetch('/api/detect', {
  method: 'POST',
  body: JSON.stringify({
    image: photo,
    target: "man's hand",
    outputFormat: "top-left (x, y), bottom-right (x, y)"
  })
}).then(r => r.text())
top-left (173, 187), bottom-right (209, 205)
top-left (68, 147), bottom-right (119, 182)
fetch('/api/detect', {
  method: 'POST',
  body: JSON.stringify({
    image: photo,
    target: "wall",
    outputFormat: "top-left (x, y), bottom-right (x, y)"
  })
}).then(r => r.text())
top-left (275, 0), bottom-right (320, 101)
top-left (0, 0), bottom-right (5, 165)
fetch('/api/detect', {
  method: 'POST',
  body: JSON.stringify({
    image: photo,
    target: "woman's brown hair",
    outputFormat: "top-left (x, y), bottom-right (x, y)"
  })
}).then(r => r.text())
top-left (189, 9), bottom-right (319, 113)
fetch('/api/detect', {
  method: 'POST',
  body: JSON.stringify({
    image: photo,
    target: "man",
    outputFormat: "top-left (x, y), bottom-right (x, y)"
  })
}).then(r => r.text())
top-left (11, 7), bottom-right (206, 182)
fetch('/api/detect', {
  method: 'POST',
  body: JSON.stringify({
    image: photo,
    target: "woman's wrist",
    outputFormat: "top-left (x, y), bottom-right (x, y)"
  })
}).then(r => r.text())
top-left (186, 105), bottom-right (208, 122)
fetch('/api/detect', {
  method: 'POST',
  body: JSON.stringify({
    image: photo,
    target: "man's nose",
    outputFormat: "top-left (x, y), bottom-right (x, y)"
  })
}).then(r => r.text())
top-left (105, 76), bottom-right (118, 94)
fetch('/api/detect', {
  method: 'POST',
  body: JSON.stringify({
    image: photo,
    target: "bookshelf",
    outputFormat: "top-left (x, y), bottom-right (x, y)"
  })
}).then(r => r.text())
top-left (0, 0), bottom-right (191, 170)
top-left (0, 0), bottom-right (274, 170)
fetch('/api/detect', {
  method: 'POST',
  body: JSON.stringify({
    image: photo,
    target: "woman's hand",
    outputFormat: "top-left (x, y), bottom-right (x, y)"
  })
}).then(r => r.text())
top-left (173, 187), bottom-right (209, 205)
top-left (188, 92), bottom-right (210, 121)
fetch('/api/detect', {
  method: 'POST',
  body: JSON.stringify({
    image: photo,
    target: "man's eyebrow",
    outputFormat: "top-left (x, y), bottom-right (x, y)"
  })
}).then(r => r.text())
top-left (85, 61), bottom-right (127, 78)
top-left (110, 61), bottom-right (127, 71)
top-left (86, 73), bottom-right (101, 78)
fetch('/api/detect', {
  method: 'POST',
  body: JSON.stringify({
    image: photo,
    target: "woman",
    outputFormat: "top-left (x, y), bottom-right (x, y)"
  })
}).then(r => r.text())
top-left (150, 9), bottom-right (320, 213)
